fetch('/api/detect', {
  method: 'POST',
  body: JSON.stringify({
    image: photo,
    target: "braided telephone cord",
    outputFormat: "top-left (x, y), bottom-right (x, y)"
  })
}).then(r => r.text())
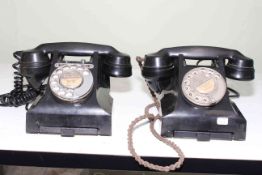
top-left (127, 57), bottom-right (185, 172)
top-left (127, 102), bottom-right (185, 172)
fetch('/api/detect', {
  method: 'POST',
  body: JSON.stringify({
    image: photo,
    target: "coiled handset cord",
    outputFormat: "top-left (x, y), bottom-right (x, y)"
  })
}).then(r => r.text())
top-left (127, 57), bottom-right (185, 172)
top-left (0, 58), bottom-right (43, 109)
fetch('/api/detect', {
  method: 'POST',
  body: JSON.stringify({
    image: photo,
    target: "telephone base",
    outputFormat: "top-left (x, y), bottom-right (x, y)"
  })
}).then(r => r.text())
top-left (161, 96), bottom-right (246, 141)
top-left (26, 87), bottom-right (113, 136)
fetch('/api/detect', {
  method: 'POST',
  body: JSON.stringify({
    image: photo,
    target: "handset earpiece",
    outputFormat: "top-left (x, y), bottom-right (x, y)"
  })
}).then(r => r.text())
top-left (225, 55), bottom-right (254, 80)
top-left (142, 54), bottom-right (174, 78)
top-left (103, 53), bottom-right (132, 77)
top-left (142, 53), bottom-right (175, 93)
top-left (0, 50), bottom-right (50, 107)
top-left (18, 50), bottom-right (51, 90)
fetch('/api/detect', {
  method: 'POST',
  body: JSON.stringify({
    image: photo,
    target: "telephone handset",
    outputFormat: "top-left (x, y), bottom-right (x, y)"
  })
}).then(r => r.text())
top-left (16, 42), bottom-right (131, 89)
top-left (0, 42), bottom-right (132, 136)
top-left (141, 46), bottom-right (254, 141)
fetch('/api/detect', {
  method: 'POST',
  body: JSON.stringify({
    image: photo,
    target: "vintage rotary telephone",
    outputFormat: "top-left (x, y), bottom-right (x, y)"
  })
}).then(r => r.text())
top-left (0, 42), bottom-right (132, 136)
top-left (140, 46), bottom-right (254, 141)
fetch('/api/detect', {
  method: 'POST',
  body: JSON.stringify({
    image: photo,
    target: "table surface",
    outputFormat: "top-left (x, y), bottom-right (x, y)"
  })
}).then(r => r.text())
top-left (0, 63), bottom-right (261, 162)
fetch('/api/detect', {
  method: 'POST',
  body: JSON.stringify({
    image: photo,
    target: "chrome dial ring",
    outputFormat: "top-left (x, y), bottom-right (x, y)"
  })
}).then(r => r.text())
top-left (182, 67), bottom-right (227, 106)
top-left (49, 64), bottom-right (94, 102)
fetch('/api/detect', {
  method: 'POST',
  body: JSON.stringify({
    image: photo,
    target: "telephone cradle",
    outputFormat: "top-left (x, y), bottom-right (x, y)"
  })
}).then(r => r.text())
top-left (141, 46), bottom-right (254, 141)
top-left (0, 42), bottom-right (132, 136)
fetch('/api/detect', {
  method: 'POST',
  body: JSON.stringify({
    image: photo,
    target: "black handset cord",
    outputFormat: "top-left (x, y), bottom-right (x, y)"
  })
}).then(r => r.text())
top-left (0, 59), bottom-right (43, 109)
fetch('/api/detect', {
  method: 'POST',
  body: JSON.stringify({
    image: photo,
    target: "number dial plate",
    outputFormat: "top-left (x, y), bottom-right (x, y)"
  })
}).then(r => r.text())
top-left (49, 64), bottom-right (94, 102)
top-left (182, 67), bottom-right (227, 106)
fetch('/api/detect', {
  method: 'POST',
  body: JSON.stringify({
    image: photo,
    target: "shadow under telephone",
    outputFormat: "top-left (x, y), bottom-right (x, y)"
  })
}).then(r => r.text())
top-left (141, 46), bottom-right (255, 141)
top-left (0, 42), bottom-right (132, 136)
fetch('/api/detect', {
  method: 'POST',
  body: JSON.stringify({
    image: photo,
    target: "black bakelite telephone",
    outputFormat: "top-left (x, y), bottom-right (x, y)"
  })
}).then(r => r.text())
top-left (0, 42), bottom-right (132, 136)
top-left (141, 46), bottom-right (255, 141)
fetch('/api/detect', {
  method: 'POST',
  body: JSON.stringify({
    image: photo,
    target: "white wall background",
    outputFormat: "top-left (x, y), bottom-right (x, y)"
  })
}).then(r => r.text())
top-left (0, 0), bottom-right (261, 71)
